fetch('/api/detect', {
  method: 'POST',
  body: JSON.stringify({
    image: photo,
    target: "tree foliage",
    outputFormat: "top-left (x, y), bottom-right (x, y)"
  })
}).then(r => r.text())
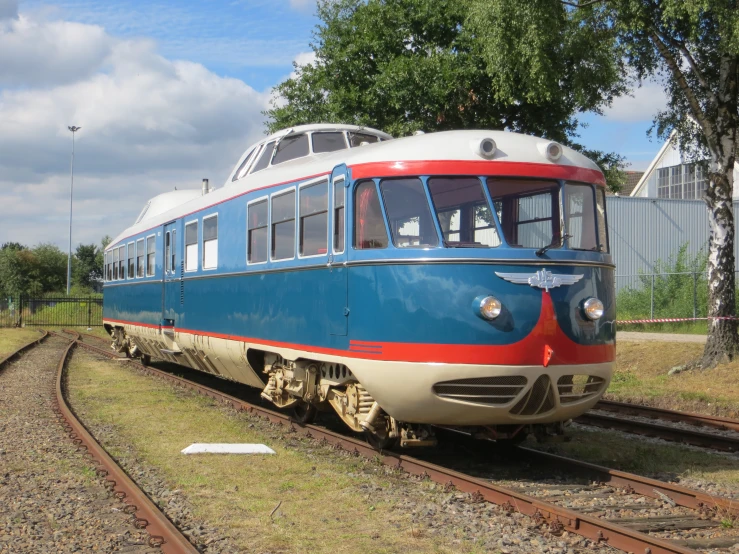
top-left (266, 0), bottom-right (628, 189)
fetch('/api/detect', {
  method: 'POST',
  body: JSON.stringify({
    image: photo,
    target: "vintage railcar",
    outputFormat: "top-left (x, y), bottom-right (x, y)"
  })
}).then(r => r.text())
top-left (102, 123), bottom-right (615, 448)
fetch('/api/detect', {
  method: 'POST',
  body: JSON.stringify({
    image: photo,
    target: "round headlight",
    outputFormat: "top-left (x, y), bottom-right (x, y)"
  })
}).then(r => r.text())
top-left (583, 298), bottom-right (604, 320)
top-left (479, 296), bottom-right (502, 320)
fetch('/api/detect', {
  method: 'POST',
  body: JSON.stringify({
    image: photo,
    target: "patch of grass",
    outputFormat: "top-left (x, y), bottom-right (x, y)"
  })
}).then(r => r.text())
top-left (607, 341), bottom-right (739, 417)
top-left (67, 355), bottom-right (475, 554)
top-left (0, 328), bottom-right (43, 359)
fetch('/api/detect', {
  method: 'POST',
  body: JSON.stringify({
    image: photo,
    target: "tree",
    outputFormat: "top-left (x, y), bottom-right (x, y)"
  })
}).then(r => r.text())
top-left (266, 0), bottom-right (628, 190)
top-left (74, 244), bottom-right (102, 289)
top-left (466, 0), bottom-right (738, 366)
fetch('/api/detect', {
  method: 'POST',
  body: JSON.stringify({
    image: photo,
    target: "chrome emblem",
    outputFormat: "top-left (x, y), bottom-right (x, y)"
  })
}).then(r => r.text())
top-left (495, 269), bottom-right (584, 292)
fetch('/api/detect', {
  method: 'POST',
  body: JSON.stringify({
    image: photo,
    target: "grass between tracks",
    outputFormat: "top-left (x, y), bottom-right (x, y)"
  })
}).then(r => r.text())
top-left (0, 328), bottom-right (43, 359)
top-left (608, 340), bottom-right (739, 418)
top-left (67, 354), bottom-right (486, 554)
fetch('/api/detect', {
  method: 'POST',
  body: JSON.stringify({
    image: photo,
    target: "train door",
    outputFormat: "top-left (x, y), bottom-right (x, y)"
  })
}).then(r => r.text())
top-left (162, 221), bottom-right (179, 327)
top-left (328, 165), bottom-right (349, 336)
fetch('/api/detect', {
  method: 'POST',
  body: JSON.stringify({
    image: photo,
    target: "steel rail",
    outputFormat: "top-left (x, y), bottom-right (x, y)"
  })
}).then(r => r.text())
top-left (72, 340), bottom-right (725, 554)
top-left (595, 399), bottom-right (739, 433)
top-left (52, 331), bottom-right (198, 554)
top-left (577, 411), bottom-right (739, 452)
top-left (0, 329), bottom-right (48, 370)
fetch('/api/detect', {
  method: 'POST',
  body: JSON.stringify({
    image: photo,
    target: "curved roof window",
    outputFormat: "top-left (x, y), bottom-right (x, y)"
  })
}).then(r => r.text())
top-left (135, 201), bottom-right (151, 224)
top-left (232, 146), bottom-right (259, 181)
top-left (251, 141), bottom-right (276, 173)
top-left (272, 134), bottom-right (310, 165)
top-left (312, 132), bottom-right (348, 153)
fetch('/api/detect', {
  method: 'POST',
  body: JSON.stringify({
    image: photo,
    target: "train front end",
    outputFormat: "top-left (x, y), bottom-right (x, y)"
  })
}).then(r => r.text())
top-left (342, 133), bottom-right (615, 443)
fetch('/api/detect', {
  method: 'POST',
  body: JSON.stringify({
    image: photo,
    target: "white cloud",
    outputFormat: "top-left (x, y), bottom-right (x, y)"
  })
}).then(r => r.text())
top-left (289, 0), bottom-right (316, 11)
top-left (293, 50), bottom-right (316, 68)
top-left (602, 80), bottom-right (669, 122)
top-left (0, 7), bottom-right (270, 248)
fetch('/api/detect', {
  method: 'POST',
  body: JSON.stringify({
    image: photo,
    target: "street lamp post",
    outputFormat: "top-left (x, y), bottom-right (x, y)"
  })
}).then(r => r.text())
top-left (66, 125), bottom-right (81, 296)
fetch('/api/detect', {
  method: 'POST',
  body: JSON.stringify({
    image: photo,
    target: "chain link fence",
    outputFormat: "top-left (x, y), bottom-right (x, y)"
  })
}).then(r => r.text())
top-left (0, 296), bottom-right (104, 328)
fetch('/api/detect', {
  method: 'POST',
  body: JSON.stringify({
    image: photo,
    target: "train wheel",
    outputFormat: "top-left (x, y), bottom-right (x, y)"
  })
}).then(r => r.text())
top-left (141, 354), bottom-right (151, 367)
top-left (292, 401), bottom-right (317, 425)
top-left (364, 429), bottom-right (398, 451)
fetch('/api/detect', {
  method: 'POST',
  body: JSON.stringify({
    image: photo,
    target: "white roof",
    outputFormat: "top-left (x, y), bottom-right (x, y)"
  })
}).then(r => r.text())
top-left (108, 128), bottom-right (602, 249)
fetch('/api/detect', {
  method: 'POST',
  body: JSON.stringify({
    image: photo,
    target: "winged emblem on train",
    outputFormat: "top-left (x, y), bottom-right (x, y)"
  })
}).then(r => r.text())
top-left (495, 269), bottom-right (584, 292)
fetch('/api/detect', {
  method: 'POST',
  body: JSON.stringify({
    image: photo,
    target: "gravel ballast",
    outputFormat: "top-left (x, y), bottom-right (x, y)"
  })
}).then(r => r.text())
top-left (0, 336), bottom-right (156, 553)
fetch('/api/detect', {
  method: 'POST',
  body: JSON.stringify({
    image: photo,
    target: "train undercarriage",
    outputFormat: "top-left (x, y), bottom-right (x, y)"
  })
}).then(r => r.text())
top-left (108, 325), bottom-right (568, 449)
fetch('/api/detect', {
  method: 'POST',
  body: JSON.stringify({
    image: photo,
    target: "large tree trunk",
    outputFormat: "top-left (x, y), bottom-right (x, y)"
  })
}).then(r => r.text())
top-left (702, 160), bottom-right (739, 367)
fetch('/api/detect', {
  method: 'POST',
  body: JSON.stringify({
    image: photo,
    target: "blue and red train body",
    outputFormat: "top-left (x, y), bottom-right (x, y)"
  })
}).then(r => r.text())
top-left (103, 125), bottom-right (615, 447)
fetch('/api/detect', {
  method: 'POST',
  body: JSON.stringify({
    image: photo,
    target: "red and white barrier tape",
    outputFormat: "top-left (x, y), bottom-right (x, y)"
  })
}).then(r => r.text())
top-left (617, 316), bottom-right (739, 324)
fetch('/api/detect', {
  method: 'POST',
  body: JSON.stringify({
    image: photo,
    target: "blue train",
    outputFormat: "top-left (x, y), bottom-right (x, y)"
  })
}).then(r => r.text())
top-left (103, 124), bottom-right (615, 448)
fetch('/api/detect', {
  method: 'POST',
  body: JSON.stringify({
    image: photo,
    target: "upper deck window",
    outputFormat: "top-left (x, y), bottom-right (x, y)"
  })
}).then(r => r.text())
top-left (232, 146), bottom-right (258, 181)
top-left (427, 177), bottom-right (501, 247)
top-left (348, 132), bottom-right (380, 147)
top-left (379, 178), bottom-right (438, 248)
top-left (135, 201), bottom-right (151, 224)
top-left (272, 134), bottom-right (309, 165)
top-left (488, 179), bottom-right (559, 250)
top-left (313, 132), bottom-right (347, 153)
top-left (354, 181), bottom-right (388, 249)
top-left (251, 141), bottom-right (276, 173)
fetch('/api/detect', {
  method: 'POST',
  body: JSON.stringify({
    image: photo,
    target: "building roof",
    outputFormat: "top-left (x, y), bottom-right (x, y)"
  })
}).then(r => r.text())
top-left (621, 171), bottom-right (644, 196)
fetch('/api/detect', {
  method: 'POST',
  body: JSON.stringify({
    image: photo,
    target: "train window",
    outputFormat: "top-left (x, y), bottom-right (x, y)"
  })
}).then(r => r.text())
top-left (272, 134), bottom-right (309, 165)
top-left (251, 141), bottom-right (276, 173)
top-left (427, 177), bottom-right (500, 247)
top-left (248, 199), bottom-right (268, 264)
top-left (203, 215), bottom-right (218, 269)
top-left (379, 178), bottom-right (438, 248)
top-left (354, 181), bottom-right (388, 249)
top-left (564, 183), bottom-right (598, 251)
top-left (135, 201), bottom-right (151, 224)
top-left (348, 132), bottom-right (380, 147)
top-left (127, 243), bottom-right (134, 279)
top-left (299, 180), bottom-right (328, 257)
top-left (596, 188), bottom-right (609, 252)
top-left (146, 235), bottom-right (155, 276)
top-left (136, 239), bottom-right (145, 277)
top-left (487, 178), bottom-right (560, 249)
top-left (185, 221), bottom-right (198, 271)
top-left (333, 178), bottom-right (345, 253)
top-left (118, 246), bottom-right (125, 280)
top-left (113, 248), bottom-right (119, 280)
top-left (313, 132), bottom-right (347, 153)
top-left (106, 251), bottom-right (112, 282)
top-left (165, 232), bottom-right (171, 273)
top-left (271, 190), bottom-right (296, 260)
top-left (171, 230), bottom-right (177, 271)
top-left (232, 146), bottom-right (257, 182)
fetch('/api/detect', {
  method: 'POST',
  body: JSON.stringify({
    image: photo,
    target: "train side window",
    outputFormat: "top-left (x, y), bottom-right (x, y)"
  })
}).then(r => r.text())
top-left (271, 190), bottom-right (296, 260)
top-left (272, 134), bottom-right (309, 165)
top-left (596, 188), bottom-right (609, 253)
top-left (354, 180), bottom-right (388, 249)
top-left (333, 178), bottom-right (345, 253)
top-left (146, 235), bottom-right (155, 276)
top-left (185, 221), bottom-right (198, 271)
top-left (563, 183), bottom-right (597, 251)
top-left (299, 180), bottom-right (328, 257)
top-left (118, 245), bottom-right (125, 280)
top-left (313, 132), bottom-right (347, 154)
top-left (165, 232), bottom-right (171, 273)
top-left (251, 141), bottom-right (276, 173)
top-left (203, 215), bottom-right (218, 269)
top-left (127, 242), bottom-right (134, 279)
top-left (106, 251), bottom-right (112, 282)
top-left (379, 178), bottom-right (438, 248)
top-left (248, 199), bottom-right (268, 264)
top-left (136, 239), bottom-right (145, 277)
top-left (113, 248), bottom-right (119, 280)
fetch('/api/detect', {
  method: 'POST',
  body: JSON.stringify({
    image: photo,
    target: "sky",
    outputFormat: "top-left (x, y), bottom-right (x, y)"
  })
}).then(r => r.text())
top-left (0, 0), bottom-right (669, 249)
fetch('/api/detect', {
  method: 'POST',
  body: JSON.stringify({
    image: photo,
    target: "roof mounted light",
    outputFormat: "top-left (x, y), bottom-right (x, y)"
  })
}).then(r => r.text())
top-left (539, 141), bottom-right (563, 161)
top-left (474, 138), bottom-right (497, 160)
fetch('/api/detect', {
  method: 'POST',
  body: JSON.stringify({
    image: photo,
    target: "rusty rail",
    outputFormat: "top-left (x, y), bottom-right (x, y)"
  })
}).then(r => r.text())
top-left (0, 329), bottom-right (48, 371)
top-left (595, 399), bottom-right (739, 432)
top-left (71, 340), bottom-right (730, 554)
top-left (51, 331), bottom-right (198, 553)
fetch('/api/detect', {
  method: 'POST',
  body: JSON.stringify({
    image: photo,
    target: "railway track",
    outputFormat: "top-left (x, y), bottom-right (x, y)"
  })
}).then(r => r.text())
top-left (70, 335), bottom-right (739, 554)
top-left (576, 400), bottom-right (739, 453)
top-left (42, 330), bottom-right (198, 554)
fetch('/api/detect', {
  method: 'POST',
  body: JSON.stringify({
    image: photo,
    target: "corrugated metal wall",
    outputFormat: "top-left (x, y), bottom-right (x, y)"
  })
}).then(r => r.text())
top-left (606, 196), bottom-right (739, 277)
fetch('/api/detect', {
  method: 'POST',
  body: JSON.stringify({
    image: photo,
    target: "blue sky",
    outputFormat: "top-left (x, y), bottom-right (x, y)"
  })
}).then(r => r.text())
top-left (2, 0), bottom-right (667, 248)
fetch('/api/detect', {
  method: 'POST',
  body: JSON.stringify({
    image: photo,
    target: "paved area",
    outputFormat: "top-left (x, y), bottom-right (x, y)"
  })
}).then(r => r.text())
top-left (618, 332), bottom-right (707, 343)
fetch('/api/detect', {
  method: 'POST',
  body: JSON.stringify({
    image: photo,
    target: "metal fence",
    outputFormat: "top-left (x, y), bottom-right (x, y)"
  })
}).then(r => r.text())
top-left (0, 296), bottom-right (104, 328)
